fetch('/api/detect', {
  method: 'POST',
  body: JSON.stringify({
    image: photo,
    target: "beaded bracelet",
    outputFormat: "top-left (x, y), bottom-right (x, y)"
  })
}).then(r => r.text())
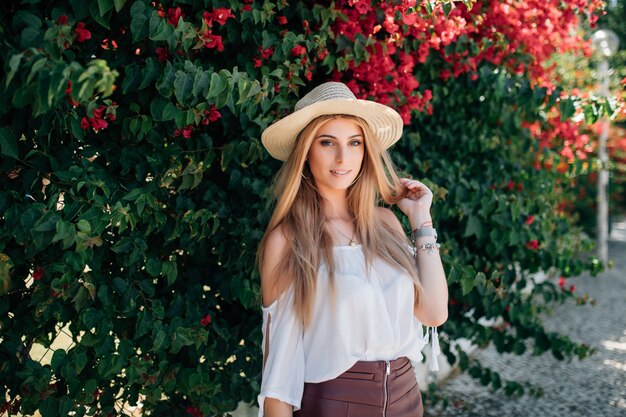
top-left (416, 242), bottom-right (441, 255)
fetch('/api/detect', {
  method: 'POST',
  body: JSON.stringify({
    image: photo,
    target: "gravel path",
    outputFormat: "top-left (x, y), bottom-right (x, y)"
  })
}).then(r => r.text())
top-left (426, 218), bottom-right (626, 417)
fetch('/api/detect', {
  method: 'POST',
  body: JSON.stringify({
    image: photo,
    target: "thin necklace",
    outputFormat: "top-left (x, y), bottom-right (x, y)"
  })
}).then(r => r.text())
top-left (329, 221), bottom-right (357, 247)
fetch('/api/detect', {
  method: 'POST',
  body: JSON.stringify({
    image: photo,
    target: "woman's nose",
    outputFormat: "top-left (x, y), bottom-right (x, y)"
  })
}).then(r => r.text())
top-left (335, 145), bottom-right (344, 163)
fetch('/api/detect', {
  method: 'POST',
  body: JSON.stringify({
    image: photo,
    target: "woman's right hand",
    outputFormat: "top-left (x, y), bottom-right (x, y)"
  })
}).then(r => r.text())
top-left (264, 397), bottom-right (293, 417)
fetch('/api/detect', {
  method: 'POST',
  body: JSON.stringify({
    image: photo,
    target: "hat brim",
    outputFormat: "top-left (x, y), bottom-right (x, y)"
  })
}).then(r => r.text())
top-left (261, 98), bottom-right (403, 161)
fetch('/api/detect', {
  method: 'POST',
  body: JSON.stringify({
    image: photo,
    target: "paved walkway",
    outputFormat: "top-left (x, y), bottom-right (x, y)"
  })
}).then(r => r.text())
top-left (426, 218), bottom-right (626, 417)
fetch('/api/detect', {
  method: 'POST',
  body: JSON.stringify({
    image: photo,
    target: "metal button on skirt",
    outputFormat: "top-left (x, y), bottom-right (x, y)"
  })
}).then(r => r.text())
top-left (293, 356), bottom-right (423, 417)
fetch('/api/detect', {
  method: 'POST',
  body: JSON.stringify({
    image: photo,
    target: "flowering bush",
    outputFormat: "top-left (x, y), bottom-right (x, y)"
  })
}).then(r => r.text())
top-left (0, 0), bottom-right (612, 415)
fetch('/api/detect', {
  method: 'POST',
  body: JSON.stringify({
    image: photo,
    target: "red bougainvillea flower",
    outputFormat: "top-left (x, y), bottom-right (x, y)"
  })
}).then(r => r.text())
top-left (32, 267), bottom-right (44, 281)
top-left (74, 22), bottom-right (91, 43)
top-left (621, 77), bottom-right (626, 86)
top-left (174, 126), bottom-right (194, 138)
top-left (206, 105), bottom-right (221, 122)
top-left (253, 58), bottom-right (262, 68)
top-left (505, 180), bottom-right (515, 191)
top-left (81, 105), bottom-right (111, 131)
top-left (202, 33), bottom-right (224, 51)
top-left (260, 47), bottom-right (274, 59)
top-left (290, 44), bottom-right (307, 57)
top-left (56, 15), bottom-right (69, 25)
top-left (167, 7), bottom-right (183, 26)
top-left (204, 8), bottom-right (234, 26)
top-left (200, 314), bottom-right (212, 326)
top-left (277, 15), bottom-right (288, 25)
top-left (90, 118), bottom-right (108, 130)
top-left (155, 47), bottom-right (169, 62)
top-left (186, 406), bottom-right (202, 417)
top-left (558, 276), bottom-right (566, 288)
top-left (524, 215), bottom-right (535, 225)
top-left (526, 240), bottom-right (540, 250)
top-left (569, 284), bottom-right (576, 293)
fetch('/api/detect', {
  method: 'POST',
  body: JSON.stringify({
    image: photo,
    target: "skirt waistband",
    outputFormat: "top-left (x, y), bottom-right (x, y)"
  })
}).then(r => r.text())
top-left (301, 357), bottom-right (416, 408)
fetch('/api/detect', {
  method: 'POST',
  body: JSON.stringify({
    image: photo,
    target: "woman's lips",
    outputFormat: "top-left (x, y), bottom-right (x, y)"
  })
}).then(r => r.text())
top-left (330, 169), bottom-right (351, 176)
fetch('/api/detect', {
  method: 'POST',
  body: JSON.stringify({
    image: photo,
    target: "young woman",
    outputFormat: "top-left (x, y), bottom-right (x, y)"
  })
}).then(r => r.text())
top-left (257, 82), bottom-right (448, 417)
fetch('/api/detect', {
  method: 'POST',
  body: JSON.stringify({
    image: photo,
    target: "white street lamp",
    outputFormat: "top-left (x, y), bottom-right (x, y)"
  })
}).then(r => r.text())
top-left (591, 29), bottom-right (619, 264)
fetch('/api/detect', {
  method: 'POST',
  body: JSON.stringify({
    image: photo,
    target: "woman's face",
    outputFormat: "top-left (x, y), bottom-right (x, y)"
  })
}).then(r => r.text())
top-left (306, 117), bottom-right (365, 193)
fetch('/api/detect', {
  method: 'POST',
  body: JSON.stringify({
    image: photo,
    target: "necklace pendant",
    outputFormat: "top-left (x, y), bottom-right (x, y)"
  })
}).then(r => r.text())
top-left (349, 240), bottom-right (357, 247)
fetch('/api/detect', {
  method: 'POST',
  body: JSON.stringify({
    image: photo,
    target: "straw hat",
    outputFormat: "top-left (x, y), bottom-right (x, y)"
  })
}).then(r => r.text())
top-left (261, 82), bottom-right (404, 161)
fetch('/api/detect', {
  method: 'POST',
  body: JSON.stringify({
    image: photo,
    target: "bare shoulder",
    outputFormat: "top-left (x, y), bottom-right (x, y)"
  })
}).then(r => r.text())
top-left (375, 206), bottom-right (404, 234)
top-left (261, 224), bottom-right (291, 307)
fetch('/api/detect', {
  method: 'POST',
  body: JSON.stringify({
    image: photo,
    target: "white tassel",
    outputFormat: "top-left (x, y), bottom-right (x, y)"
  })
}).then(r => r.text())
top-left (428, 326), bottom-right (440, 372)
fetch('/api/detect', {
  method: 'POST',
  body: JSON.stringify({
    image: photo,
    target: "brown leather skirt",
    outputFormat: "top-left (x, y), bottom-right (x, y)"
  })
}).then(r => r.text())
top-left (294, 356), bottom-right (423, 417)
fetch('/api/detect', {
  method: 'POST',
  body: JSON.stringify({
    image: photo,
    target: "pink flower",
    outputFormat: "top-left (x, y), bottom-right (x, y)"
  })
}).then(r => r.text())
top-left (56, 15), bottom-right (69, 25)
top-left (277, 16), bottom-right (287, 25)
top-left (558, 276), bottom-right (566, 288)
top-left (74, 22), bottom-right (91, 43)
top-left (253, 58), bottom-right (262, 68)
top-left (80, 117), bottom-right (91, 130)
top-left (524, 215), bottom-right (535, 225)
top-left (569, 284), bottom-right (576, 293)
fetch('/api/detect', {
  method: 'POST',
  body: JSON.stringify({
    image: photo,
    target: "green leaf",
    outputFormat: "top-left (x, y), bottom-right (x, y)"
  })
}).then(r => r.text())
top-left (5, 53), bottom-right (23, 88)
top-left (146, 258), bottom-right (161, 276)
top-left (40, 398), bottom-right (60, 417)
top-left (130, 1), bottom-right (149, 42)
top-left (97, 0), bottom-right (115, 16)
top-left (0, 128), bottom-right (18, 159)
top-left (463, 215), bottom-right (484, 239)
top-left (89, 0), bottom-right (110, 29)
top-left (113, 0), bottom-right (126, 12)
top-left (192, 70), bottom-right (210, 97)
top-left (161, 261), bottom-right (178, 286)
top-left (461, 275), bottom-right (475, 295)
top-left (59, 398), bottom-right (73, 416)
top-left (77, 219), bottom-right (91, 232)
top-left (51, 349), bottom-right (67, 373)
top-left (152, 329), bottom-right (168, 351)
top-left (207, 72), bottom-right (228, 99)
top-left (174, 71), bottom-right (194, 104)
top-left (53, 220), bottom-right (76, 249)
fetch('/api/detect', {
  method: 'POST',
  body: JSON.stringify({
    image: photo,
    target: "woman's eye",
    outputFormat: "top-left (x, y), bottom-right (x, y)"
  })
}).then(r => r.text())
top-left (350, 140), bottom-right (362, 146)
top-left (320, 140), bottom-right (333, 146)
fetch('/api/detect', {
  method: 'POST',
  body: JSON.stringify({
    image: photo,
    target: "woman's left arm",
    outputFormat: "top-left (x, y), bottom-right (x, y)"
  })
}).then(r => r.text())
top-left (397, 178), bottom-right (448, 327)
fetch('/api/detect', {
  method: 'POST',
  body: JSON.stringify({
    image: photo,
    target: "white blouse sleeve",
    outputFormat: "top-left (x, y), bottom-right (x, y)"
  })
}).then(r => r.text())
top-left (258, 286), bottom-right (305, 417)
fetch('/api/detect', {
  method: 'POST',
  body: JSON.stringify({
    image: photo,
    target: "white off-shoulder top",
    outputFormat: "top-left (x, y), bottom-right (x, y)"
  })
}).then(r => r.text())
top-left (257, 244), bottom-right (440, 417)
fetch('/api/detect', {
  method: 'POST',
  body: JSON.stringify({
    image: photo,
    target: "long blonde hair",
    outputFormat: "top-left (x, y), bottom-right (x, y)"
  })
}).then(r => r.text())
top-left (257, 114), bottom-right (423, 328)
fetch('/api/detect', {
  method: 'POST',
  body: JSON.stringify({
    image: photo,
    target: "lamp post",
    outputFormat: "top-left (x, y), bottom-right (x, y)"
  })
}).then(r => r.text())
top-left (591, 29), bottom-right (619, 264)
